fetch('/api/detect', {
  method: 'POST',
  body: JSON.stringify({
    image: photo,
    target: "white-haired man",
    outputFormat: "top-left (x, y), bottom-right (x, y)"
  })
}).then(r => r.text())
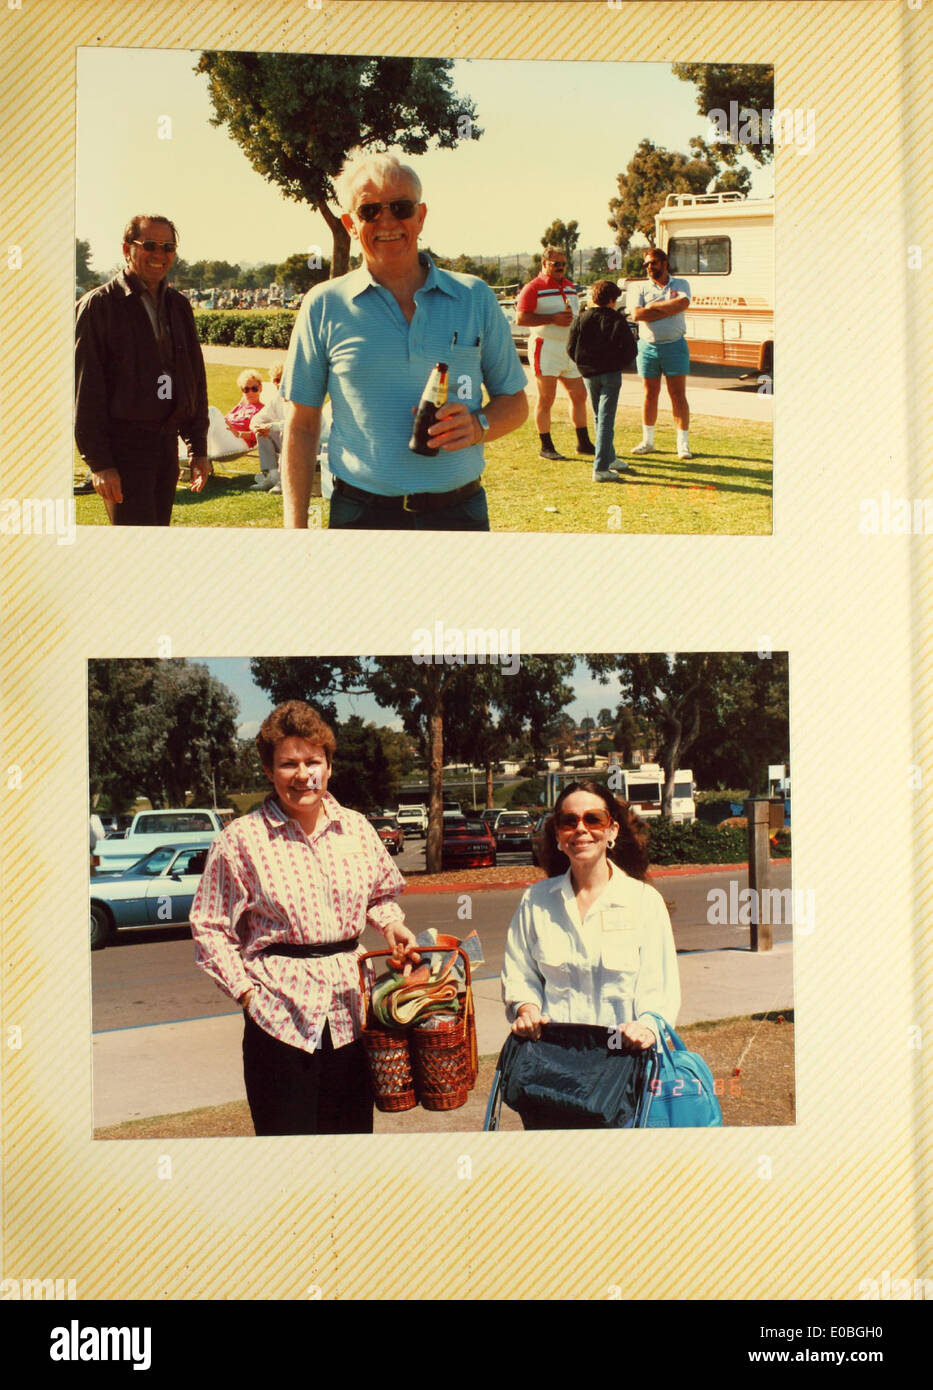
top-left (279, 151), bottom-right (528, 530)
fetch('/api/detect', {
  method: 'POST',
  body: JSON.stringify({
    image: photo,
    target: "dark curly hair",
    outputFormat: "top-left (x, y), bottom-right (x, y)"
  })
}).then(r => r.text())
top-left (256, 701), bottom-right (336, 772)
top-left (537, 780), bottom-right (649, 881)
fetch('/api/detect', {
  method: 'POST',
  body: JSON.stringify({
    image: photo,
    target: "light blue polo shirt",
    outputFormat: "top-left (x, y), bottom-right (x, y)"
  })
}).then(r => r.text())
top-left (635, 275), bottom-right (691, 344)
top-left (281, 254), bottom-right (528, 496)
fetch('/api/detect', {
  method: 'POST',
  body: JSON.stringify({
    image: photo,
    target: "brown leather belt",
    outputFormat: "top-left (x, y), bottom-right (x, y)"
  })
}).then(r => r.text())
top-left (333, 476), bottom-right (482, 515)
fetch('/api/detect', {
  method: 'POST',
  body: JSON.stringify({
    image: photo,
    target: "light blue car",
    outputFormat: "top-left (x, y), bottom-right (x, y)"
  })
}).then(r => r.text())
top-left (90, 842), bottom-right (212, 950)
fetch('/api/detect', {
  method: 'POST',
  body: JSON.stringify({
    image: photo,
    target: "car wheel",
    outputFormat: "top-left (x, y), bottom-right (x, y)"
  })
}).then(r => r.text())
top-left (90, 903), bottom-right (113, 951)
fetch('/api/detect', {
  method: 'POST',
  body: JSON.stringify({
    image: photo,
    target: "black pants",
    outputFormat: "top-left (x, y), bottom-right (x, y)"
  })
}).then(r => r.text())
top-left (110, 431), bottom-right (179, 526)
top-left (242, 1015), bottom-right (374, 1135)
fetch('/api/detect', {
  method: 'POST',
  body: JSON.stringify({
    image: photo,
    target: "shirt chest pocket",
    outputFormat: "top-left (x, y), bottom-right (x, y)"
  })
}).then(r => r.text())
top-left (599, 918), bottom-right (640, 974)
top-left (446, 347), bottom-right (483, 409)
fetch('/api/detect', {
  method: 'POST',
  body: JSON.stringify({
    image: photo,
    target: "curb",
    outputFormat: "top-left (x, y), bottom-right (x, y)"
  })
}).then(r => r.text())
top-left (401, 858), bottom-right (792, 895)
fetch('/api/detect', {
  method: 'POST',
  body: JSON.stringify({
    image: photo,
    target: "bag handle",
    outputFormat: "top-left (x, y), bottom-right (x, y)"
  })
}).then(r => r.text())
top-left (639, 1012), bottom-right (689, 1062)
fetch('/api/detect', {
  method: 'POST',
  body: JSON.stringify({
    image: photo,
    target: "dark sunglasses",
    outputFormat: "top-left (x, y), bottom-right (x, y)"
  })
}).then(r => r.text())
top-left (557, 810), bottom-right (612, 830)
top-left (243, 384), bottom-right (261, 392)
top-left (355, 199), bottom-right (418, 223)
top-left (132, 239), bottom-right (177, 254)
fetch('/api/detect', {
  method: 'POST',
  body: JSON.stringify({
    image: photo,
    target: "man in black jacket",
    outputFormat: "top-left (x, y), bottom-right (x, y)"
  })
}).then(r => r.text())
top-left (566, 280), bottom-right (636, 481)
top-left (74, 215), bottom-right (210, 525)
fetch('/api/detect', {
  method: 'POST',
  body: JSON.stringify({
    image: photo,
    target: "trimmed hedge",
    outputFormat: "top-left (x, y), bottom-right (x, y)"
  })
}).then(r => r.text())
top-left (646, 817), bottom-right (791, 865)
top-left (193, 310), bottom-right (296, 349)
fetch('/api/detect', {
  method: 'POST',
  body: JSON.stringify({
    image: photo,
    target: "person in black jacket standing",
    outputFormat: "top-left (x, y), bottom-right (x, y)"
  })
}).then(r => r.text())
top-left (74, 215), bottom-right (210, 525)
top-left (567, 280), bottom-right (636, 482)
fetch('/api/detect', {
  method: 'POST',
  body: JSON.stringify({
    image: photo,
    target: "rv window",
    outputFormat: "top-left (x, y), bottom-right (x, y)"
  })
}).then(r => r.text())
top-left (668, 236), bottom-right (731, 276)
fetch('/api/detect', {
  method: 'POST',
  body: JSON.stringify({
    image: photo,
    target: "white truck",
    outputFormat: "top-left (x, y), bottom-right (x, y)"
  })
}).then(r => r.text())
top-left (625, 191), bottom-right (774, 378)
top-left (396, 804), bottom-right (428, 837)
top-left (615, 764), bottom-right (696, 823)
top-left (94, 807), bottom-right (231, 873)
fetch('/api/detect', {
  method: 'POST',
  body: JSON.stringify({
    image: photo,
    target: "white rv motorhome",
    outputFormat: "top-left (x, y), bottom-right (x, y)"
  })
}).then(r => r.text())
top-left (615, 764), bottom-right (696, 823)
top-left (625, 191), bottom-right (774, 377)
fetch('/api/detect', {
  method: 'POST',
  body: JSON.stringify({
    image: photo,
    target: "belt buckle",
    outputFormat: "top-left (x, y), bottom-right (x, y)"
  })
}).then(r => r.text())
top-left (402, 492), bottom-right (420, 514)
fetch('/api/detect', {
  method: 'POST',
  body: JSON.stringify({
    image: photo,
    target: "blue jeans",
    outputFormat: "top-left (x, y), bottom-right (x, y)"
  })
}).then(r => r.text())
top-left (584, 371), bottom-right (622, 470)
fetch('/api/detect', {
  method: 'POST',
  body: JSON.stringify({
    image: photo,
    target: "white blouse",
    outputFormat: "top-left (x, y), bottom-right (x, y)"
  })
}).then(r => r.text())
top-left (501, 864), bottom-right (681, 1038)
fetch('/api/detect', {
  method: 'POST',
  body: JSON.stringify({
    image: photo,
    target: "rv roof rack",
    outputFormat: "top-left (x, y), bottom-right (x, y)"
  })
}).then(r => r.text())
top-left (663, 191), bottom-right (747, 207)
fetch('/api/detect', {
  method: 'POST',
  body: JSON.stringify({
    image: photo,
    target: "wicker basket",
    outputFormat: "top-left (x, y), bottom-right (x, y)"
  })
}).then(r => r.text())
top-left (411, 990), bottom-right (478, 1111)
top-left (359, 947), bottom-right (477, 1112)
top-left (360, 1007), bottom-right (417, 1112)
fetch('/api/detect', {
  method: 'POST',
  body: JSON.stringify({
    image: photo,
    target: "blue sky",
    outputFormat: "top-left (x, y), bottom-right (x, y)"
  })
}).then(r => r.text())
top-left (76, 48), bottom-right (772, 273)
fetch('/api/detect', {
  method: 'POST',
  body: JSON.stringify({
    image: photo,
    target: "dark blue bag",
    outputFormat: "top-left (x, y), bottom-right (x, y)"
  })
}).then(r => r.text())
top-left (486, 1024), bottom-right (649, 1130)
top-left (637, 1014), bottom-right (723, 1128)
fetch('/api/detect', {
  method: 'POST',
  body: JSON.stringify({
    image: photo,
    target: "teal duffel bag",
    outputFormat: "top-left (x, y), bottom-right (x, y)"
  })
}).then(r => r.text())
top-left (637, 1013), bottom-right (723, 1127)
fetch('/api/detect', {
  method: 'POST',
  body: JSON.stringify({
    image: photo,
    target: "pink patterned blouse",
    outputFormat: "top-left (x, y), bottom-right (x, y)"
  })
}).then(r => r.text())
top-left (189, 795), bottom-right (406, 1052)
top-left (224, 396), bottom-right (263, 447)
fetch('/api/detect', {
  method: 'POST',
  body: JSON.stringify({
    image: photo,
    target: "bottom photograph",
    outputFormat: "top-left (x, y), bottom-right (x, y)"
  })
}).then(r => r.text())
top-left (87, 650), bottom-right (794, 1137)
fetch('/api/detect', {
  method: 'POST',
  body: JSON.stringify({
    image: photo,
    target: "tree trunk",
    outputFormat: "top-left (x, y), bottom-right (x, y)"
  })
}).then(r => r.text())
top-left (425, 707), bottom-right (444, 874)
top-left (318, 201), bottom-right (351, 278)
top-left (484, 762), bottom-right (494, 808)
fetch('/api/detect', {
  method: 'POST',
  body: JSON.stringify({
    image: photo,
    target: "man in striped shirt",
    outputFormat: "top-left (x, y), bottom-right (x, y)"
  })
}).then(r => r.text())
top-left (517, 247), bottom-right (594, 461)
top-left (190, 701), bottom-right (418, 1135)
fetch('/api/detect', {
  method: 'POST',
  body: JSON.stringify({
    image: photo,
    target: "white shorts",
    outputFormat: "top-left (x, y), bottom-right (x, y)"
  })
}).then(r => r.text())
top-left (530, 334), bottom-right (581, 380)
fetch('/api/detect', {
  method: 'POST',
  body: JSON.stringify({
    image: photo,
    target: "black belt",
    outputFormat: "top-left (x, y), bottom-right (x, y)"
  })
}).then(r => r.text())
top-left (333, 476), bottom-right (482, 515)
top-left (261, 940), bottom-right (360, 959)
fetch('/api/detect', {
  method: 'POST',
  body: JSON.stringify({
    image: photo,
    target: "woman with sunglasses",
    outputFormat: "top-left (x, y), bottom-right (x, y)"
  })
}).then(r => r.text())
top-left (224, 370), bottom-right (265, 449)
top-left (501, 780), bottom-right (680, 1074)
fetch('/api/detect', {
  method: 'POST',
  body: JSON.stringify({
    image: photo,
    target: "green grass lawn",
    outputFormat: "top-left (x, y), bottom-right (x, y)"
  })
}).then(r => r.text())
top-left (75, 364), bottom-right (771, 533)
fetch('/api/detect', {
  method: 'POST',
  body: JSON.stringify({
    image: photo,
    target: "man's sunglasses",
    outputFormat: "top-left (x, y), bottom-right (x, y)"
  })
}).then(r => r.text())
top-left (132, 239), bottom-right (177, 254)
top-left (243, 385), bottom-right (261, 392)
top-left (557, 810), bottom-right (612, 830)
top-left (354, 199), bottom-right (418, 223)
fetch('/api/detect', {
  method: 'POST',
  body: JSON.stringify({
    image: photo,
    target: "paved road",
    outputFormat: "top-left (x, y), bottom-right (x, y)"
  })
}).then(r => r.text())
top-left (91, 863), bottom-right (792, 1033)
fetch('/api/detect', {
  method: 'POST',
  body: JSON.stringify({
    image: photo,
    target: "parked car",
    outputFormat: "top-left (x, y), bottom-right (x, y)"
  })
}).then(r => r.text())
top-left (442, 799), bottom-right (463, 822)
top-left (480, 807), bottom-right (504, 835)
top-left (94, 807), bottom-right (228, 873)
top-left (498, 299), bottom-right (529, 360)
top-left (369, 815), bottom-right (405, 855)
top-left (440, 818), bottom-right (497, 870)
top-left (495, 810), bottom-right (535, 854)
top-left (396, 805), bottom-right (428, 837)
top-left (90, 842), bottom-right (212, 950)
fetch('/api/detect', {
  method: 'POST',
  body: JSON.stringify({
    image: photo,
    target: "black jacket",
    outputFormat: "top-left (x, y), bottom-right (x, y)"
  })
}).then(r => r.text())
top-left (567, 306), bottom-right (637, 378)
top-left (74, 270), bottom-right (209, 470)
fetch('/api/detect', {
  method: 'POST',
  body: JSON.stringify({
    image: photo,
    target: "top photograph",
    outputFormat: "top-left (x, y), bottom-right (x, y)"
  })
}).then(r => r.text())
top-left (73, 50), bottom-right (776, 533)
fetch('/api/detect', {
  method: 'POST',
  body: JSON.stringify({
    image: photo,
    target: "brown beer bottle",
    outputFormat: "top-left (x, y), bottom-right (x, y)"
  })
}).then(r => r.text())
top-left (409, 362), bottom-right (449, 456)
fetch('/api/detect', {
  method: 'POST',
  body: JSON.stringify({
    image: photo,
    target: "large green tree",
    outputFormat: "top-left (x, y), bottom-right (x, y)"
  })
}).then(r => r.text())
top-left (88, 660), bottom-right (239, 811)
top-left (75, 238), bottom-right (104, 293)
top-left (540, 218), bottom-right (580, 261)
top-left (608, 138), bottom-right (751, 256)
top-left (274, 251), bottom-right (332, 294)
top-left (589, 653), bottom-right (788, 812)
top-left (196, 52), bottom-right (481, 277)
top-left (672, 63), bottom-right (775, 166)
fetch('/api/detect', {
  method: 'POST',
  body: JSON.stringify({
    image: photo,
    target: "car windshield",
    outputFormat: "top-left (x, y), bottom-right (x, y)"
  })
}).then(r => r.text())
top-left (135, 813), bottom-right (214, 834)
top-left (133, 848), bottom-right (175, 876)
top-left (499, 813), bottom-right (530, 825)
top-left (371, 818), bottom-right (394, 829)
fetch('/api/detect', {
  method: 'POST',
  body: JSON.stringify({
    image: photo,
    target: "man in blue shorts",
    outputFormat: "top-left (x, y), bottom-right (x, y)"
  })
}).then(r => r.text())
top-left (630, 248), bottom-right (692, 460)
top-left (279, 152), bottom-right (528, 530)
